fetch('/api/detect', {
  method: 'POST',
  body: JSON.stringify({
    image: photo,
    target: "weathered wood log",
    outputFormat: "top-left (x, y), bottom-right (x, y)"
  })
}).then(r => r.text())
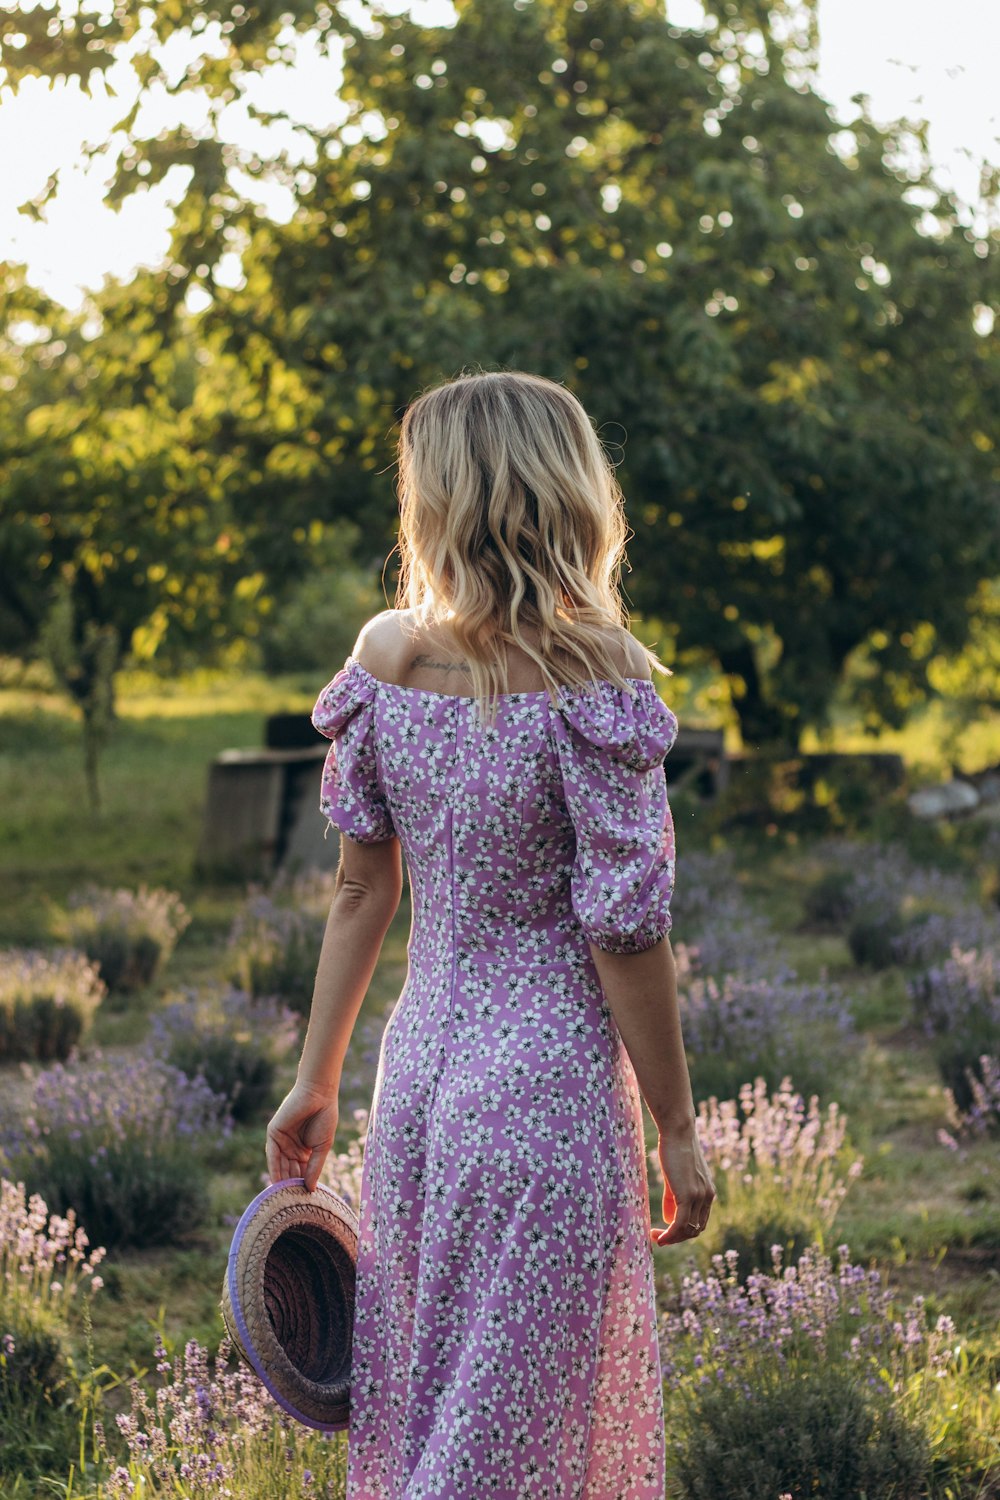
top-left (195, 747), bottom-right (335, 880)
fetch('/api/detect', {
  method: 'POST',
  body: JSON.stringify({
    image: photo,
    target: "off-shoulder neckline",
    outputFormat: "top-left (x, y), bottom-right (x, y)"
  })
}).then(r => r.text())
top-left (344, 655), bottom-right (662, 704)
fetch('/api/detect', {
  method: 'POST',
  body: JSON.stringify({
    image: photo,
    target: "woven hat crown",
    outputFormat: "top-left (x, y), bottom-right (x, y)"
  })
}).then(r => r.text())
top-left (221, 1177), bottom-right (359, 1431)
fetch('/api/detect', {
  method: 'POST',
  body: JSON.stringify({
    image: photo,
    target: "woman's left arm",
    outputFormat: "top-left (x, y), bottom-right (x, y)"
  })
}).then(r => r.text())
top-left (266, 835), bottom-right (403, 1188)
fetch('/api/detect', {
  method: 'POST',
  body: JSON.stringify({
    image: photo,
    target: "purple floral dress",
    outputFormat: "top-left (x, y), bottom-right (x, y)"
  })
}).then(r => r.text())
top-left (311, 655), bottom-right (678, 1499)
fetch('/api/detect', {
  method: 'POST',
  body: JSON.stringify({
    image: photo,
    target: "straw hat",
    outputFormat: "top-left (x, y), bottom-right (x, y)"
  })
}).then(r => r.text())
top-left (220, 1177), bottom-right (359, 1431)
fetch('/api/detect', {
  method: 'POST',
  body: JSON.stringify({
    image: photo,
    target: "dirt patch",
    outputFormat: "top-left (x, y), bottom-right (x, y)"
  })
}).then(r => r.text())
top-left (883, 1245), bottom-right (1000, 1303)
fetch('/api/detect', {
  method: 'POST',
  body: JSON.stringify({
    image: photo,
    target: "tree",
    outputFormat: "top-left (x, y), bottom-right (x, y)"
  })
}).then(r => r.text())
top-left (3, 0), bottom-right (999, 748)
top-left (0, 265), bottom-right (265, 805)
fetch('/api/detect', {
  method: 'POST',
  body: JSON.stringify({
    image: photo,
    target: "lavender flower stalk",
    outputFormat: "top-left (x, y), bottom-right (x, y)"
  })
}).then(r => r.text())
top-left (96, 1330), bottom-right (347, 1498)
top-left (0, 1175), bottom-right (106, 1308)
top-left (658, 1243), bottom-right (958, 1396)
top-left (938, 1053), bottom-right (1000, 1152)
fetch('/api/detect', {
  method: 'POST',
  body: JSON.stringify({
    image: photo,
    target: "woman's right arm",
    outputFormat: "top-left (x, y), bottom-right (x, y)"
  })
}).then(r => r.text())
top-left (588, 933), bottom-right (716, 1246)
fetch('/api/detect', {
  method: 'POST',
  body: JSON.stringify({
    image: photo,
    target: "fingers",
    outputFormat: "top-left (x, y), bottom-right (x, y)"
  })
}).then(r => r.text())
top-left (265, 1124), bottom-right (303, 1186)
top-left (651, 1189), bottom-right (715, 1247)
top-left (266, 1145), bottom-right (294, 1186)
top-left (266, 1141), bottom-right (312, 1188)
top-left (303, 1144), bottom-right (329, 1193)
top-left (265, 1122), bottom-right (334, 1191)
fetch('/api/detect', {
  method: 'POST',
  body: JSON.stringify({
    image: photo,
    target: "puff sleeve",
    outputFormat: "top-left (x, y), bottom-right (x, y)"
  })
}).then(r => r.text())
top-left (551, 679), bottom-right (678, 954)
top-left (311, 657), bottom-right (397, 843)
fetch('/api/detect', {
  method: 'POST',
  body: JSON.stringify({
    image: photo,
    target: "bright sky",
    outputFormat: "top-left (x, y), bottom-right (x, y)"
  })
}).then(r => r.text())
top-left (1, 0), bottom-right (997, 308)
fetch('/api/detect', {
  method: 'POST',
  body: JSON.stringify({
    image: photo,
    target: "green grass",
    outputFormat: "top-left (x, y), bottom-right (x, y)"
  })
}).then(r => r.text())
top-left (0, 712), bottom-right (259, 943)
top-left (0, 667), bottom-right (320, 943)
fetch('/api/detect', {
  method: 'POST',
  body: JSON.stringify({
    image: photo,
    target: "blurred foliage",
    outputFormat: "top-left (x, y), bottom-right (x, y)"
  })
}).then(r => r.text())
top-left (52, 882), bottom-right (191, 997)
top-left (0, 0), bottom-right (998, 767)
top-left (711, 748), bottom-right (905, 835)
top-left (928, 578), bottom-right (1000, 721)
top-left (256, 517), bottom-right (387, 674)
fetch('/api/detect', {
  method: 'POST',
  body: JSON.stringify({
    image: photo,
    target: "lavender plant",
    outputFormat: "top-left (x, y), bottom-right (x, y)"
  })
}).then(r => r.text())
top-left (0, 947), bottom-right (105, 1062)
top-left (679, 970), bottom-right (857, 1105)
top-left (0, 1176), bottom-right (106, 1477)
top-left (0, 1048), bottom-right (232, 1251)
top-left (890, 906), bottom-right (1000, 968)
top-left (226, 892), bottom-right (326, 1013)
top-left (149, 987), bottom-right (300, 1122)
top-left (655, 1077), bottom-right (863, 1275)
top-left (667, 850), bottom-right (780, 982)
top-left (659, 1244), bottom-right (959, 1500)
top-left (939, 1053), bottom-right (1000, 1150)
top-left (908, 946), bottom-right (1000, 1112)
top-left (808, 838), bottom-right (971, 919)
top-left (803, 838), bottom-right (987, 975)
top-left (93, 1329), bottom-right (348, 1498)
top-left (54, 883), bottom-right (191, 995)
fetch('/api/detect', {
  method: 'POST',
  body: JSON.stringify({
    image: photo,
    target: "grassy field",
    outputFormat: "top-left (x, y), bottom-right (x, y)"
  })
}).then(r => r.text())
top-left (0, 668), bottom-right (317, 943)
top-left (2, 668), bottom-right (999, 1495)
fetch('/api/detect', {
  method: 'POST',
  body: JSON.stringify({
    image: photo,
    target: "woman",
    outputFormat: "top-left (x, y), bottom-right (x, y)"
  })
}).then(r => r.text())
top-left (266, 370), bottom-right (715, 1498)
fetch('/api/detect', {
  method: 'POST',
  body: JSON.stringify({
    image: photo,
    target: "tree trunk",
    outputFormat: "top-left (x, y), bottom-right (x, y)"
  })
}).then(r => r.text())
top-left (717, 641), bottom-right (795, 752)
top-left (82, 708), bottom-right (102, 815)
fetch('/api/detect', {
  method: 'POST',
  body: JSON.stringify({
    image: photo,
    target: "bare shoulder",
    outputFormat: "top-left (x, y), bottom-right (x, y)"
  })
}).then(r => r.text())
top-left (352, 610), bottom-right (412, 684)
top-left (354, 608), bottom-right (476, 690)
top-left (607, 629), bottom-right (652, 683)
top-left (353, 611), bottom-right (651, 687)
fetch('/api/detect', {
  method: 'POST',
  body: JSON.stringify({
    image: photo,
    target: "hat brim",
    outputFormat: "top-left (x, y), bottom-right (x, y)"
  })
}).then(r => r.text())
top-left (221, 1177), bottom-right (359, 1431)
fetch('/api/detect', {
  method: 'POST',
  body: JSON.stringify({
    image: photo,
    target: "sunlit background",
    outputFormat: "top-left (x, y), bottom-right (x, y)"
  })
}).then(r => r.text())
top-left (2, 0), bottom-right (998, 307)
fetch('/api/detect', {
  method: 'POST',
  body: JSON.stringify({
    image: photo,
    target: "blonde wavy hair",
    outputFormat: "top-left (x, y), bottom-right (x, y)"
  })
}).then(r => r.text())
top-left (392, 369), bottom-right (670, 725)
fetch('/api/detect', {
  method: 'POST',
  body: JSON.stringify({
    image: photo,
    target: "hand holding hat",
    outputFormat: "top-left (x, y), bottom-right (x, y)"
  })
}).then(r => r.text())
top-left (266, 1078), bottom-right (339, 1191)
top-left (221, 1079), bottom-right (359, 1432)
